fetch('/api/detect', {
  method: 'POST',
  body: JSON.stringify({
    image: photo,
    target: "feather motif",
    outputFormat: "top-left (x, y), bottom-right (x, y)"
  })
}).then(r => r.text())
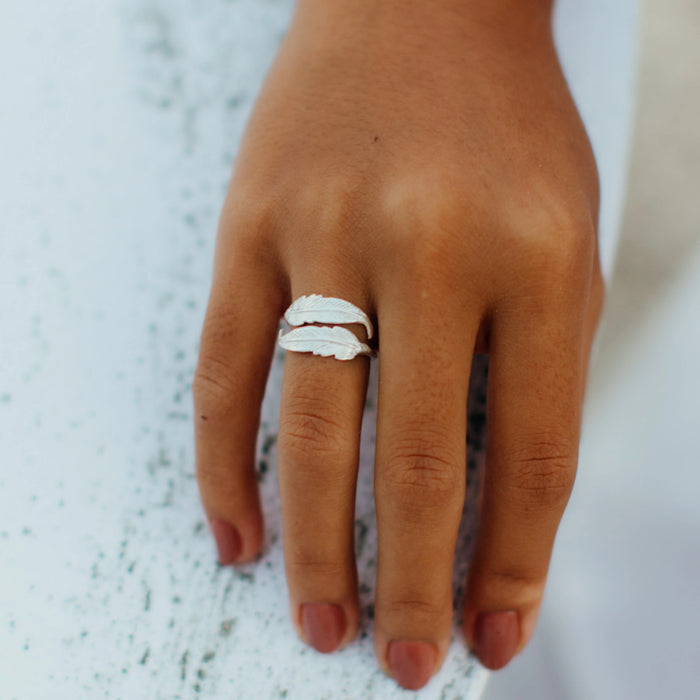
top-left (284, 294), bottom-right (374, 339)
top-left (277, 326), bottom-right (375, 361)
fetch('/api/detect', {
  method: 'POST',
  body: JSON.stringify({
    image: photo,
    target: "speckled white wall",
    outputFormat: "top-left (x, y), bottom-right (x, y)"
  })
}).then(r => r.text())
top-left (0, 1), bottom-right (488, 697)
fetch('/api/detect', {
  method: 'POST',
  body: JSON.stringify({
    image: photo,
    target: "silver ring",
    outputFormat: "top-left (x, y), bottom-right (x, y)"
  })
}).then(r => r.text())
top-left (277, 294), bottom-right (376, 361)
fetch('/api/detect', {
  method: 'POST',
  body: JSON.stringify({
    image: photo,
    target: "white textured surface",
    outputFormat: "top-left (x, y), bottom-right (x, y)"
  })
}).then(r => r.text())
top-left (0, 1), bottom-right (486, 697)
top-left (0, 0), bottom-right (637, 698)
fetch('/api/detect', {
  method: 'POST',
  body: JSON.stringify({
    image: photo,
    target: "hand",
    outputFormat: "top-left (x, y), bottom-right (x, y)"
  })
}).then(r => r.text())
top-left (193, 0), bottom-right (604, 690)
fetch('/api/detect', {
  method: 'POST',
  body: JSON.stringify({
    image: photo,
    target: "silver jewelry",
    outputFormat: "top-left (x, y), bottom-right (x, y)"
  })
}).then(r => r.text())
top-left (277, 325), bottom-right (375, 360)
top-left (278, 294), bottom-right (376, 361)
top-left (283, 294), bottom-right (374, 339)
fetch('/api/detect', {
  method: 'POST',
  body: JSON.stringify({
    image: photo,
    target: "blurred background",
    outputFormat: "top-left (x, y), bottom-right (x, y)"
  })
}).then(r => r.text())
top-left (1, 0), bottom-right (698, 698)
top-left (485, 0), bottom-right (700, 697)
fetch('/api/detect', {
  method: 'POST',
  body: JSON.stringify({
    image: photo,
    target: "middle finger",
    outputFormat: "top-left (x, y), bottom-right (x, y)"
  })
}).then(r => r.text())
top-left (373, 282), bottom-right (479, 690)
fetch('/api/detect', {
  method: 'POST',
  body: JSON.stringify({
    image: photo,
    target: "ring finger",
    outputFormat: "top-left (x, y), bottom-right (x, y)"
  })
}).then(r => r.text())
top-left (277, 283), bottom-right (373, 654)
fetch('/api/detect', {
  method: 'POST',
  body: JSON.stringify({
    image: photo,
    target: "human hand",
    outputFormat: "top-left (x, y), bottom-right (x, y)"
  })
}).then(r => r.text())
top-left (193, 0), bottom-right (604, 691)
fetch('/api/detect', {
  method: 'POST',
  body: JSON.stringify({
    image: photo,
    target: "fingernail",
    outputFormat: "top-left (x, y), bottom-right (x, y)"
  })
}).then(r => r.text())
top-left (388, 640), bottom-right (436, 690)
top-left (209, 518), bottom-right (242, 565)
top-left (473, 611), bottom-right (520, 670)
top-left (300, 603), bottom-right (346, 653)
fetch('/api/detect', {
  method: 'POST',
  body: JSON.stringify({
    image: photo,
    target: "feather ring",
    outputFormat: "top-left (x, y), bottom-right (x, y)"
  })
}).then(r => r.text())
top-left (284, 294), bottom-right (374, 339)
top-left (277, 325), bottom-right (376, 361)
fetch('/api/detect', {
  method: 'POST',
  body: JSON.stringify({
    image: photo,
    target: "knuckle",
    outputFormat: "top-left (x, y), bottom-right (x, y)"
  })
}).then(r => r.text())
top-left (279, 397), bottom-right (350, 460)
top-left (523, 184), bottom-right (595, 242)
top-left (506, 439), bottom-right (577, 510)
top-left (382, 432), bottom-right (464, 507)
top-left (387, 451), bottom-right (457, 492)
top-left (380, 177), bottom-right (468, 274)
top-left (384, 170), bottom-right (465, 224)
top-left (192, 358), bottom-right (238, 415)
top-left (194, 307), bottom-right (252, 408)
top-left (508, 197), bottom-right (597, 289)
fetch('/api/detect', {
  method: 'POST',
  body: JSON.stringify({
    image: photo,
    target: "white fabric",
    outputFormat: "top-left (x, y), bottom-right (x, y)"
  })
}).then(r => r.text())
top-left (553, 0), bottom-right (640, 286)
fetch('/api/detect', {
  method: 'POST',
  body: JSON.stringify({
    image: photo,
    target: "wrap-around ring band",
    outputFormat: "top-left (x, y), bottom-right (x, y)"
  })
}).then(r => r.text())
top-left (277, 294), bottom-right (376, 361)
